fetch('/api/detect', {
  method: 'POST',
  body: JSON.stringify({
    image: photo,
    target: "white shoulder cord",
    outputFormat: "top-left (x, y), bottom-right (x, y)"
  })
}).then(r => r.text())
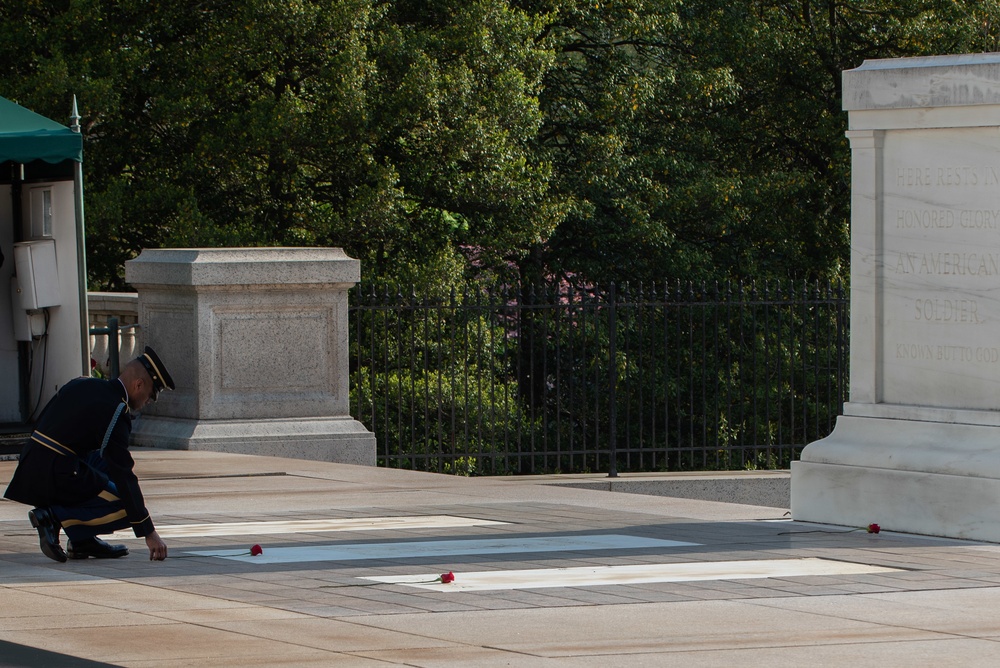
top-left (100, 402), bottom-right (128, 457)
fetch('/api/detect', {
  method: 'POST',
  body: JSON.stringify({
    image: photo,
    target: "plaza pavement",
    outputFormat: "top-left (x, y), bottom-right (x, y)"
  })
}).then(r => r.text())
top-left (2, 450), bottom-right (1000, 667)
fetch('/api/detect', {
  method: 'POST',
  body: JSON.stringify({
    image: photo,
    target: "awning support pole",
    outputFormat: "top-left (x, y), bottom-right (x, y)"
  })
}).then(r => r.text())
top-left (71, 95), bottom-right (90, 376)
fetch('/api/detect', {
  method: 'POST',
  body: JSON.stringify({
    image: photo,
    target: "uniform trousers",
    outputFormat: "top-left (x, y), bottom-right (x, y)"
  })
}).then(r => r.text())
top-left (49, 452), bottom-right (130, 543)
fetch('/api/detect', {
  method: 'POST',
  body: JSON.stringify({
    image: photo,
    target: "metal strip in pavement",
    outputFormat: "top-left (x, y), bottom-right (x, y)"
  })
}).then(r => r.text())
top-left (183, 534), bottom-right (698, 564)
top-left (362, 558), bottom-right (903, 591)
top-left (113, 515), bottom-right (507, 539)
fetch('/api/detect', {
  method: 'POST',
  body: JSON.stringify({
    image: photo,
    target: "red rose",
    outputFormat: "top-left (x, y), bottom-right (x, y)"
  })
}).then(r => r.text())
top-left (250, 544), bottom-right (263, 556)
top-left (91, 358), bottom-right (98, 369)
top-left (439, 571), bottom-right (455, 583)
top-left (867, 523), bottom-right (880, 534)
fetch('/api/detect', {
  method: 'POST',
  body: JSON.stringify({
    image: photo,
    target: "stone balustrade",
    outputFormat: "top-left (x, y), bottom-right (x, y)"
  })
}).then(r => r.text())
top-left (87, 292), bottom-right (139, 376)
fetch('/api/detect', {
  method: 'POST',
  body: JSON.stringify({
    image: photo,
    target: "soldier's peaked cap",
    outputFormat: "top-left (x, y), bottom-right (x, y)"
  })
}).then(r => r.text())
top-left (137, 346), bottom-right (175, 391)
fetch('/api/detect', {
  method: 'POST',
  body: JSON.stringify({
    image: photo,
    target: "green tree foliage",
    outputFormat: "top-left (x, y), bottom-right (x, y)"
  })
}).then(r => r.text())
top-left (1, 0), bottom-right (565, 290)
top-left (3, 1), bottom-right (1000, 288)
top-left (530, 0), bottom-right (734, 284)
top-left (7, 1), bottom-right (997, 474)
top-left (365, 0), bottom-right (565, 281)
top-left (532, 0), bottom-right (1000, 286)
top-left (694, 0), bottom-right (1000, 282)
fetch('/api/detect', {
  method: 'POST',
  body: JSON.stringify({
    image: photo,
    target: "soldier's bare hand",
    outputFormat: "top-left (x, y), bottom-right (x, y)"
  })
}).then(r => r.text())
top-left (145, 530), bottom-right (168, 561)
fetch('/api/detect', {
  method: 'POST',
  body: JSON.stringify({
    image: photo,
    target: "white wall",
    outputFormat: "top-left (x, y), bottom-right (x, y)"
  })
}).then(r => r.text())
top-left (0, 181), bottom-right (84, 421)
top-left (15, 179), bottom-right (84, 419)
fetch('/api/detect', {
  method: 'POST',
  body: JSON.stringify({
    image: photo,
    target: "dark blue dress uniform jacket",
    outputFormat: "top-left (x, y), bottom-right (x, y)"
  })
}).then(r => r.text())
top-left (3, 377), bottom-right (156, 537)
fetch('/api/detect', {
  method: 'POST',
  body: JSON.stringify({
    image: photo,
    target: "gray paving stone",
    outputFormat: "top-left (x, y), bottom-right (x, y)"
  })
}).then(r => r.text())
top-left (3, 450), bottom-right (1000, 666)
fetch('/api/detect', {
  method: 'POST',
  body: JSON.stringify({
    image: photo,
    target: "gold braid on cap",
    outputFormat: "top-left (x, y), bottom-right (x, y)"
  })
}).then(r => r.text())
top-left (143, 352), bottom-right (165, 387)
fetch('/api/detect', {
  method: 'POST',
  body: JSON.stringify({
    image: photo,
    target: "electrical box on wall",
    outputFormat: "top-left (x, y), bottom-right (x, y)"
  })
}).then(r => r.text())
top-left (13, 239), bottom-right (61, 310)
top-left (8, 277), bottom-right (37, 341)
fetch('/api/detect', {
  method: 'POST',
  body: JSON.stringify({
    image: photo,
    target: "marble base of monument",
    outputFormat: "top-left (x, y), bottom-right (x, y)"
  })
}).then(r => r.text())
top-left (131, 415), bottom-right (376, 466)
top-left (792, 406), bottom-right (1000, 542)
top-left (792, 54), bottom-right (1000, 543)
top-left (123, 248), bottom-right (375, 466)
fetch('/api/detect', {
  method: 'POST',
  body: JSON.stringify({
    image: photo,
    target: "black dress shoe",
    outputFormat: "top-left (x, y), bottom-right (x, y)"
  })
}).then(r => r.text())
top-left (67, 537), bottom-right (129, 559)
top-left (28, 508), bottom-right (67, 563)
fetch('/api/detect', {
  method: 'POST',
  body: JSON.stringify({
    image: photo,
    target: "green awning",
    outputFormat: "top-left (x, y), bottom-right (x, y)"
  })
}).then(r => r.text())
top-left (0, 95), bottom-right (82, 163)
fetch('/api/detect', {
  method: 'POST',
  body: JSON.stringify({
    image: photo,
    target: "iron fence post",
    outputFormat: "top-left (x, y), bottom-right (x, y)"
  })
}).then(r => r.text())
top-left (608, 282), bottom-right (618, 478)
top-left (108, 316), bottom-right (120, 379)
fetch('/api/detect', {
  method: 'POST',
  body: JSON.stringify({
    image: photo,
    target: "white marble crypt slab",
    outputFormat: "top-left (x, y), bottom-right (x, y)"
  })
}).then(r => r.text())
top-left (183, 534), bottom-right (699, 564)
top-left (362, 558), bottom-right (902, 592)
top-left (112, 516), bottom-right (508, 540)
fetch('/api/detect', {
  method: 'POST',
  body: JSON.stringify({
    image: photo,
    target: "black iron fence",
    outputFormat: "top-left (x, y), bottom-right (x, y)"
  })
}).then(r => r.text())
top-left (350, 280), bottom-right (849, 475)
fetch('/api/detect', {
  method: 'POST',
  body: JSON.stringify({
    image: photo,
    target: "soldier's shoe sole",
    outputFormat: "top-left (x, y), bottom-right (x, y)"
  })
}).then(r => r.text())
top-left (67, 543), bottom-right (129, 559)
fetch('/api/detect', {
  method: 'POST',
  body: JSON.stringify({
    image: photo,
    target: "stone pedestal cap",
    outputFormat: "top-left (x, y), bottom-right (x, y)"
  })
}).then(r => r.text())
top-left (844, 52), bottom-right (1000, 111)
top-left (125, 248), bottom-right (360, 287)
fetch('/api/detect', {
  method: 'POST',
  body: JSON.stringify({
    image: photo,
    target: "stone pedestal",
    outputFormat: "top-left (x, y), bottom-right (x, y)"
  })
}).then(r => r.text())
top-left (123, 248), bottom-right (375, 465)
top-left (792, 54), bottom-right (1000, 541)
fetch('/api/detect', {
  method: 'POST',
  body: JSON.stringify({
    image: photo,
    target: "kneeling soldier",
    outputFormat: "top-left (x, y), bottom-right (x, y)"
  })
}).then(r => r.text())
top-left (4, 347), bottom-right (174, 562)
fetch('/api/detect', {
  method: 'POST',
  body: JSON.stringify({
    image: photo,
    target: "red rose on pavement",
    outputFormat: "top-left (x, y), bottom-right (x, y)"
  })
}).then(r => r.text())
top-left (779, 521), bottom-right (884, 537)
top-left (250, 544), bottom-right (263, 556)
top-left (439, 571), bottom-right (455, 583)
